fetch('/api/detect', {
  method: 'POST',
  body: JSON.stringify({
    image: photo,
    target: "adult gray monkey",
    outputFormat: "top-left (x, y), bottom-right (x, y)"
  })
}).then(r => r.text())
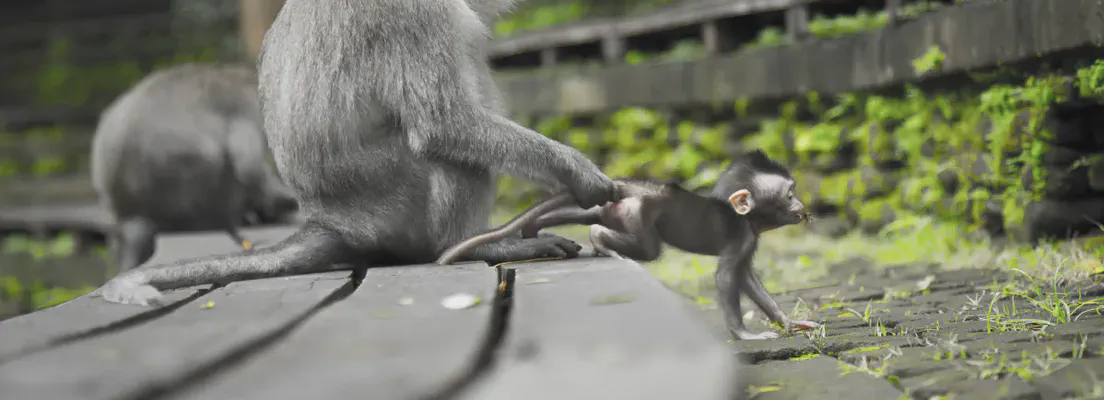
top-left (98, 0), bottom-right (619, 305)
top-left (90, 63), bottom-right (299, 275)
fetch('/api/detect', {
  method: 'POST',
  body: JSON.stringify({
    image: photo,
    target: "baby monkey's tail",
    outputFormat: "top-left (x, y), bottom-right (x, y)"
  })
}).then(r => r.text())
top-left (436, 193), bottom-right (576, 265)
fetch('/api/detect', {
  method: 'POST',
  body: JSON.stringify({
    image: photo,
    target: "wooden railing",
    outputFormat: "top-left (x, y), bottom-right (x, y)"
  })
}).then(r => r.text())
top-left (487, 0), bottom-right (863, 68)
top-left (486, 0), bottom-right (1104, 116)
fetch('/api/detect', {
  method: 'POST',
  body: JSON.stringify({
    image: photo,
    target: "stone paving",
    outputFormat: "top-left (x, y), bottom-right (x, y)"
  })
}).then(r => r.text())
top-left (698, 264), bottom-right (1104, 399)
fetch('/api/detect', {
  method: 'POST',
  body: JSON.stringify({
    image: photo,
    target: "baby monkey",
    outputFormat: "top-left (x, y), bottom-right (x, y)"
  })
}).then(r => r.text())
top-left (437, 150), bottom-right (820, 340)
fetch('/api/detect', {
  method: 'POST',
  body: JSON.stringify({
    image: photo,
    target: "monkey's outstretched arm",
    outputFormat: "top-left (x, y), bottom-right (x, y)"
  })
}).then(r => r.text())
top-left (384, 26), bottom-right (615, 207)
top-left (741, 267), bottom-right (821, 331)
top-left (100, 223), bottom-right (349, 306)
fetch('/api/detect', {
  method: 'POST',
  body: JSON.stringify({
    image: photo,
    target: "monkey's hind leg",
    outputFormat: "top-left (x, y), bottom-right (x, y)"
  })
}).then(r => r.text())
top-left (521, 207), bottom-right (602, 238)
top-left (117, 217), bottom-right (158, 274)
top-left (101, 222), bottom-right (349, 306)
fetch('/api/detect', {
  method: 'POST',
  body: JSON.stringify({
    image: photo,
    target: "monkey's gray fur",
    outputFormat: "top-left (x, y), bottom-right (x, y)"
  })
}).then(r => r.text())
top-left (91, 63), bottom-right (299, 275)
top-left (98, 0), bottom-right (619, 305)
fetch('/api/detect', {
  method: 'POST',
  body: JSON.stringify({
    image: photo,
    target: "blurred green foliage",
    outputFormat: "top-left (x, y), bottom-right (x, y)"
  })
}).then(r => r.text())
top-left (0, 126), bottom-right (84, 179)
top-left (34, 37), bottom-right (221, 107)
top-left (0, 234), bottom-right (98, 313)
top-left (749, 2), bottom-right (946, 48)
top-left (493, 0), bottom-right (687, 38)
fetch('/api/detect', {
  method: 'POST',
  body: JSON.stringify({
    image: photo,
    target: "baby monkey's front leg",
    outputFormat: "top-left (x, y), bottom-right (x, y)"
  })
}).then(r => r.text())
top-left (717, 238), bottom-right (819, 340)
top-left (741, 268), bottom-right (821, 332)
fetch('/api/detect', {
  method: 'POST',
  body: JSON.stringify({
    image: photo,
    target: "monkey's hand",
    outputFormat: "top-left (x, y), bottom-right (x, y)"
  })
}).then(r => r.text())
top-left (470, 234), bottom-right (583, 264)
top-left (566, 163), bottom-right (619, 209)
top-left (101, 276), bottom-right (165, 307)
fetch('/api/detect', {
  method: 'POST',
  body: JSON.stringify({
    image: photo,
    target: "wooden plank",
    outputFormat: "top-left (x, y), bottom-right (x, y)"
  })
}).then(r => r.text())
top-left (886, 0), bottom-right (903, 25)
top-left (0, 203), bottom-right (112, 235)
top-left (0, 271), bottom-right (351, 400)
top-left (0, 176), bottom-right (98, 208)
top-left (489, 0), bottom-right (809, 58)
top-left (785, 4), bottom-right (809, 42)
top-left (0, 225), bottom-right (298, 362)
top-left (0, 285), bottom-right (207, 363)
top-left (601, 35), bottom-right (627, 64)
top-left (493, 0), bottom-right (1104, 116)
top-left (460, 258), bottom-right (747, 400)
top-left (171, 262), bottom-right (497, 400)
top-left (540, 48), bottom-right (558, 67)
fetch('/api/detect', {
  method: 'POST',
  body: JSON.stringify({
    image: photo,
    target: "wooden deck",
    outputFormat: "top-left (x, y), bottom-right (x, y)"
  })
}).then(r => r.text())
top-left (0, 225), bottom-right (749, 400)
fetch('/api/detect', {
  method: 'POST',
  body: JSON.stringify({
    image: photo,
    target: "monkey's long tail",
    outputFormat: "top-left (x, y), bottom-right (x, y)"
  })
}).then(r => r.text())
top-left (436, 193), bottom-right (575, 265)
top-left (133, 222), bottom-right (348, 291)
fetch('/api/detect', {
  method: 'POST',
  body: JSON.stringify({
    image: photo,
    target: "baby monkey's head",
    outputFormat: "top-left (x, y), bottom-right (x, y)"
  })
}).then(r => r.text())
top-left (713, 150), bottom-right (806, 233)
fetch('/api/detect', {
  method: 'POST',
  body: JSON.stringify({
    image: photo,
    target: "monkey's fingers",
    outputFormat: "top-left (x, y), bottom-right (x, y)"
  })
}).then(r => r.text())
top-left (791, 320), bottom-right (821, 330)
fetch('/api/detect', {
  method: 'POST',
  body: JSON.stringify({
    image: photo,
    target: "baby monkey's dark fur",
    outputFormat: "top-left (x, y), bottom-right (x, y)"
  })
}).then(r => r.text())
top-left (438, 150), bottom-right (820, 340)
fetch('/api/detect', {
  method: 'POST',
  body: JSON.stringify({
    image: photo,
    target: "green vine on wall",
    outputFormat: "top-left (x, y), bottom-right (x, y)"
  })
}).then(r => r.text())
top-left (493, 0), bottom-right (685, 38)
top-left (510, 58), bottom-right (1104, 240)
top-left (0, 234), bottom-right (97, 312)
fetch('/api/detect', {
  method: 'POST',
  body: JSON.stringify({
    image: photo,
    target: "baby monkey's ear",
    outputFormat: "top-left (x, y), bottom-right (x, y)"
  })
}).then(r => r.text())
top-left (728, 189), bottom-right (754, 215)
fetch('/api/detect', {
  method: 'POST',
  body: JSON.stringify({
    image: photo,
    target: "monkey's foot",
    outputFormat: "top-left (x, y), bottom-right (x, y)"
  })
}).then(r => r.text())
top-left (482, 235), bottom-right (582, 263)
top-left (731, 330), bottom-right (780, 340)
top-left (101, 278), bottom-right (165, 306)
top-left (790, 320), bottom-right (820, 330)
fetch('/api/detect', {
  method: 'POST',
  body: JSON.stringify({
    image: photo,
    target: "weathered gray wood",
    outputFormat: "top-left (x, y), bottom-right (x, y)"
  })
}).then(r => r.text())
top-left (0, 225), bottom-right (301, 362)
top-left (701, 20), bottom-right (724, 55)
top-left (489, 0), bottom-right (812, 59)
top-left (171, 262), bottom-right (497, 400)
top-left (461, 257), bottom-right (747, 400)
top-left (0, 203), bottom-right (111, 236)
top-left (784, 4), bottom-right (809, 42)
top-left (494, 0), bottom-right (1104, 116)
top-left (144, 224), bottom-right (301, 265)
top-left (540, 48), bottom-right (558, 67)
top-left (0, 271), bottom-right (351, 400)
top-left (886, 0), bottom-right (903, 26)
top-left (601, 35), bottom-right (626, 64)
top-left (0, 285), bottom-right (207, 362)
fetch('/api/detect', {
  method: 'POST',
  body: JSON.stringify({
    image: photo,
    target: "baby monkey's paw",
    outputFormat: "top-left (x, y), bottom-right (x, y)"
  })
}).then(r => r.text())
top-left (101, 279), bottom-right (165, 306)
top-left (790, 320), bottom-right (821, 330)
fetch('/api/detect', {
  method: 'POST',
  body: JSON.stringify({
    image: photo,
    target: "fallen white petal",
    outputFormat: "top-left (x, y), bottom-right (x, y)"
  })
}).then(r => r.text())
top-left (442, 293), bottom-right (481, 310)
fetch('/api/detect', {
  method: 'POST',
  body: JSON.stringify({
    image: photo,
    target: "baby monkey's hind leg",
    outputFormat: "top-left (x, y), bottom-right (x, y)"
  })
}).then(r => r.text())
top-left (520, 207), bottom-right (602, 238)
top-left (588, 225), bottom-right (662, 261)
